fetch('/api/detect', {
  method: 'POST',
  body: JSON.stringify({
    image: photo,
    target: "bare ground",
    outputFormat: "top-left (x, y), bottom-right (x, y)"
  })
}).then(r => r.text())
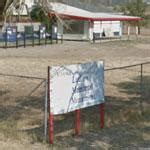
top-left (0, 35), bottom-right (150, 149)
top-left (0, 36), bottom-right (150, 77)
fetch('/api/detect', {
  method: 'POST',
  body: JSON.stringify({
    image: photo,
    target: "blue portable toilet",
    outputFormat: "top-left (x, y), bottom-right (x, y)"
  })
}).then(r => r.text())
top-left (5, 26), bottom-right (17, 42)
top-left (51, 23), bottom-right (58, 39)
top-left (40, 25), bottom-right (46, 39)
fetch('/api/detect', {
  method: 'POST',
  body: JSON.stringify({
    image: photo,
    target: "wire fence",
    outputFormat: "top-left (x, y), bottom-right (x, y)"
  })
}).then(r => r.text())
top-left (0, 62), bottom-right (149, 146)
top-left (0, 74), bottom-right (46, 143)
top-left (105, 62), bottom-right (150, 103)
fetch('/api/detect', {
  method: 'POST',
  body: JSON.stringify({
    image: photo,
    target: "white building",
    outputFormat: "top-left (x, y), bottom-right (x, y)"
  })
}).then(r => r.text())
top-left (48, 2), bottom-right (142, 41)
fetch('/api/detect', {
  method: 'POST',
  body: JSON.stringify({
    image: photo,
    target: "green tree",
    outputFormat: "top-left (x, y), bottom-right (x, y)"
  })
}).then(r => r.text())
top-left (30, 4), bottom-right (51, 31)
top-left (117, 0), bottom-right (147, 34)
top-left (126, 0), bottom-right (146, 17)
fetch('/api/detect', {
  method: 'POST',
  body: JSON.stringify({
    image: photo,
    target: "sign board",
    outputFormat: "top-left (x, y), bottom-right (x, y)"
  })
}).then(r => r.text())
top-left (6, 26), bottom-right (17, 42)
top-left (49, 61), bottom-right (104, 115)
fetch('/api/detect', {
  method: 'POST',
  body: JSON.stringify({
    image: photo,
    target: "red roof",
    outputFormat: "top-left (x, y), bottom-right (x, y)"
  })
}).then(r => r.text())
top-left (48, 2), bottom-right (142, 21)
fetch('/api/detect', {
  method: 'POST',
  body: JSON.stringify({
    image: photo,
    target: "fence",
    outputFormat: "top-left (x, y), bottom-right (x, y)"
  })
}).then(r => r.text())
top-left (93, 32), bottom-right (121, 43)
top-left (105, 62), bottom-right (150, 103)
top-left (0, 62), bottom-right (149, 147)
top-left (0, 74), bottom-right (46, 143)
top-left (0, 26), bottom-right (63, 48)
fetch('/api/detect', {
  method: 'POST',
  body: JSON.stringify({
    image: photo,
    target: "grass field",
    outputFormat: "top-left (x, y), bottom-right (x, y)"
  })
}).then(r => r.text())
top-left (0, 35), bottom-right (150, 149)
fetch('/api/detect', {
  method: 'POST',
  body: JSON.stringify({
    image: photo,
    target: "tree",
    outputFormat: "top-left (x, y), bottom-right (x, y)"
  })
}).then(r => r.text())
top-left (30, 4), bottom-right (52, 31)
top-left (119, 0), bottom-right (147, 34)
top-left (30, 1), bottom-right (71, 32)
top-left (126, 0), bottom-right (146, 17)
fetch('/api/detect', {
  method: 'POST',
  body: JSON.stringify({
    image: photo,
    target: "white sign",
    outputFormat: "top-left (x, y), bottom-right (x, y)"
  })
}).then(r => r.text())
top-left (49, 61), bottom-right (104, 115)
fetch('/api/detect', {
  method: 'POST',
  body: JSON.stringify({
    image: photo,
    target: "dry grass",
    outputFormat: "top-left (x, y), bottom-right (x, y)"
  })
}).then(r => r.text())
top-left (0, 35), bottom-right (150, 149)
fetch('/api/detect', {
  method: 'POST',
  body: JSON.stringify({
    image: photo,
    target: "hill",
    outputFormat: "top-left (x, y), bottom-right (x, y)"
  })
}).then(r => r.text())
top-left (49, 0), bottom-right (114, 12)
top-left (49, 0), bottom-right (135, 12)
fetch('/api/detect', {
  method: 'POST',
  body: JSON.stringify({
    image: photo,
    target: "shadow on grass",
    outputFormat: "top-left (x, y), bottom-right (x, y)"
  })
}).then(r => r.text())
top-left (114, 75), bottom-right (150, 102)
top-left (0, 75), bottom-right (150, 148)
top-left (1, 94), bottom-right (150, 149)
top-left (0, 95), bottom-right (44, 120)
top-left (0, 95), bottom-right (45, 141)
top-left (0, 90), bottom-right (10, 96)
top-left (49, 99), bottom-right (150, 149)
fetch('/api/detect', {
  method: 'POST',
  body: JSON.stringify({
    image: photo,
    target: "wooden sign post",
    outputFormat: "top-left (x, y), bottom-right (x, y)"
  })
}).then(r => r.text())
top-left (75, 109), bottom-right (81, 136)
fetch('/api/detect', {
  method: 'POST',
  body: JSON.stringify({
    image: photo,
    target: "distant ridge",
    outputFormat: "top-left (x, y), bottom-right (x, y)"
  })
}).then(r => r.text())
top-left (49, 0), bottom-right (115, 12)
top-left (49, 0), bottom-right (150, 12)
top-left (49, 0), bottom-right (129, 6)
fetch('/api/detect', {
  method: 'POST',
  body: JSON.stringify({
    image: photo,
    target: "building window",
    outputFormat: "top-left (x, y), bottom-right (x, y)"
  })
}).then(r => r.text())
top-left (63, 20), bottom-right (84, 34)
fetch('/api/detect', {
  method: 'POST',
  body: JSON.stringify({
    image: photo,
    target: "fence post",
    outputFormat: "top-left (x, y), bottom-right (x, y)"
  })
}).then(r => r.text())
top-left (140, 64), bottom-right (144, 114)
top-left (49, 113), bottom-right (54, 144)
top-left (5, 29), bottom-right (7, 49)
top-left (75, 109), bottom-right (81, 136)
top-left (61, 35), bottom-right (63, 44)
top-left (93, 32), bottom-right (95, 43)
top-left (51, 35), bottom-right (53, 44)
top-left (39, 30), bottom-right (41, 46)
top-left (99, 103), bottom-right (105, 128)
top-left (16, 27), bottom-right (18, 48)
top-left (45, 34), bottom-right (47, 45)
top-left (56, 33), bottom-right (58, 44)
top-left (48, 66), bottom-right (54, 144)
top-left (24, 32), bottom-right (26, 48)
top-left (32, 31), bottom-right (34, 47)
top-left (140, 64), bottom-right (143, 97)
top-left (44, 79), bottom-right (48, 141)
